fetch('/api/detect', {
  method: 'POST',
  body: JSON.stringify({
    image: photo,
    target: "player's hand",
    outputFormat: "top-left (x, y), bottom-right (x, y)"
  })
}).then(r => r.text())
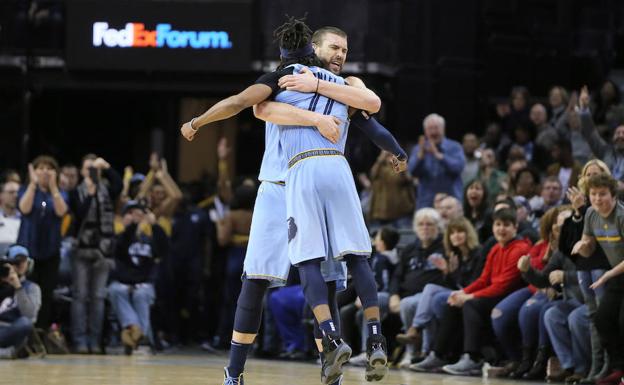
top-left (181, 121), bottom-right (197, 141)
top-left (314, 114), bottom-right (341, 144)
top-left (390, 155), bottom-right (407, 173)
top-left (278, 66), bottom-right (318, 93)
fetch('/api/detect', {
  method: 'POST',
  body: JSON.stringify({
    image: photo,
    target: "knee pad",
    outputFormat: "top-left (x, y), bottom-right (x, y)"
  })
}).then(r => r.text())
top-left (233, 279), bottom-right (270, 334)
top-left (297, 260), bottom-right (329, 309)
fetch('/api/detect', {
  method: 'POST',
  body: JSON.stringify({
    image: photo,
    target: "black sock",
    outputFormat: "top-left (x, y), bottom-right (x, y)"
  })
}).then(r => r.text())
top-left (227, 341), bottom-right (251, 378)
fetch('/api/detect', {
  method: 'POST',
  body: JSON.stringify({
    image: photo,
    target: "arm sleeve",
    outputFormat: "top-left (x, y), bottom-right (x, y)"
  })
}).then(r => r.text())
top-left (254, 68), bottom-right (294, 100)
top-left (350, 111), bottom-right (407, 158)
top-left (583, 209), bottom-right (595, 236)
top-left (15, 283), bottom-right (42, 322)
top-left (103, 168), bottom-right (123, 201)
top-left (408, 146), bottom-right (425, 175)
top-left (579, 109), bottom-right (609, 158)
top-left (469, 245), bottom-right (526, 298)
top-left (463, 249), bottom-right (493, 294)
top-left (440, 142), bottom-right (466, 175)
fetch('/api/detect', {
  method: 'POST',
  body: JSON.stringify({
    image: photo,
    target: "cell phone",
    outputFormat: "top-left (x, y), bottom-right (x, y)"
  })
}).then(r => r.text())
top-left (89, 167), bottom-right (99, 182)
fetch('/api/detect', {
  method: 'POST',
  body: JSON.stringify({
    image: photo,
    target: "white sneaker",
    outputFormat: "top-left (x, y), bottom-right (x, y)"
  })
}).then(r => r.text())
top-left (398, 351), bottom-right (413, 369)
top-left (349, 352), bottom-right (368, 367)
top-left (0, 346), bottom-right (16, 359)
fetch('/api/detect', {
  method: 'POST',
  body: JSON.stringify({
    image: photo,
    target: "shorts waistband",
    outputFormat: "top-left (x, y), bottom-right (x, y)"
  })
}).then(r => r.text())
top-left (288, 149), bottom-right (343, 169)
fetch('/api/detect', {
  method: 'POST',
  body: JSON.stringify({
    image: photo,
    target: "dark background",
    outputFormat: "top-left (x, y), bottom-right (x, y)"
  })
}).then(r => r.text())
top-left (0, 0), bottom-right (623, 178)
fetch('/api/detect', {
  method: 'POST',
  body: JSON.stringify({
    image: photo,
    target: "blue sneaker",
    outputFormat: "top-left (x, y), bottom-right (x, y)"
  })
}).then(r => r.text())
top-left (321, 334), bottom-right (352, 385)
top-left (365, 334), bottom-right (388, 382)
top-left (223, 367), bottom-right (244, 385)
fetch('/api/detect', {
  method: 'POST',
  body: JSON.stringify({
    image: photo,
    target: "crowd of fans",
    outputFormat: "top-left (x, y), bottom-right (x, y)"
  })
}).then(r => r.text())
top-left (1, 82), bottom-right (624, 385)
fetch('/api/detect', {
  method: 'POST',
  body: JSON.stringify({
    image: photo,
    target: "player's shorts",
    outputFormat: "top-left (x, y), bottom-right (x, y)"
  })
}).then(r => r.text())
top-left (244, 180), bottom-right (347, 288)
top-left (285, 151), bottom-right (372, 266)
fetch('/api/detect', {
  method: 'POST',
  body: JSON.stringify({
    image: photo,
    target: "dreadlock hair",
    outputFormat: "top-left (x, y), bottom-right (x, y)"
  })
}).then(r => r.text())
top-left (274, 16), bottom-right (324, 70)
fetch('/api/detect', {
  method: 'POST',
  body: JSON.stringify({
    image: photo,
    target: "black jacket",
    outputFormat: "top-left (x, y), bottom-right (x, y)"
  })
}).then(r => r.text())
top-left (111, 223), bottom-right (168, 284)
top-left (389, 236), bottom-right (447, 297)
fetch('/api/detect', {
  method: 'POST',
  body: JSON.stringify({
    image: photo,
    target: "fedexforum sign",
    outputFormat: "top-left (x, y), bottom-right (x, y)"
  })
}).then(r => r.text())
top-left (92, 22), bottom-right (233, 49)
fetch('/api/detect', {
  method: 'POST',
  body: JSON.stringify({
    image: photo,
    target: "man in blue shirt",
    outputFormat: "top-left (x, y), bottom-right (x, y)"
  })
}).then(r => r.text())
top-left (409, 114), bottom-right (466, 209)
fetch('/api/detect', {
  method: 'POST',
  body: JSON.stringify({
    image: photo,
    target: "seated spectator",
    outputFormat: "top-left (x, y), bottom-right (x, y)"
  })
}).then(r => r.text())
top-left (402, 217), bottom-right (484, 370)
top-left (500, 86), bottom-right (531, 136)
top-left (368, 151), bottom-right (415, 230)
top-left (531, 103), bottom-right (555, 171)
top-left (548, 86), bottom-right (568, 127)
top-left (560, 159), bottom-right (612, 383)
top-left (480, 123), bottom-right (511, 166)
top-left (489, 206), bottom-right (564, 378)
top-left (461, 133), bottom-right (481, 184)
top-left (17, 156), bottom-right (68, 331)
top-left (0, 245), bottom-right (41, 359)
top-left (462, 179), bottom-right (490, 242)
top-left (388, 208), bottom-right (447, 367)
top-left (408, 113), bottom-right (465, 208)
top-left (590, 80), bottom-right (624, 138)
top-left (0, 181), bottom-right (21, 257)
top-left (512, 167), bottom-right (540, 206)
top-left (546, 139), bottom-right (582, 194)
top-left (507, 159), bottom-right (529, 185)
top-left (108, 201), bottom-right (168, 355)
top-left (510, 125), bottom-right (535, 164)
top-left (413, 209), bottom-right (531, 375)
top-left (531, 176), bottom-right (563, 219)
top-left (572, 174), bottom-right (624, 385)
top-left (433, 192), bottom-right (448, 212)
top-left (437, 196), bottom-right (463, 230)
top-left (349, 227), bottom-right (399, 366)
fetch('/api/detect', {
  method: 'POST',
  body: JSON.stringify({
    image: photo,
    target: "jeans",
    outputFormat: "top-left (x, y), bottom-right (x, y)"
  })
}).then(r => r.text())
top-left (491, 287), bottom-right (532, 360)
top-left (0, 317), bottom-right (33, 348)
top-left (412, 284), bottom-right (452, 353)
top-left (71, 252), bottom-right (110, 348)
top-left (544, 300), bottom-right (590, 374)
top-left (108, 281), bottom-right (155, 342)
top-left (518, 294), bottom-right (556, 348)
top-left (269, 285), bottom-right (306, 352)
top-left (399, 292), bottom-right (423, 354)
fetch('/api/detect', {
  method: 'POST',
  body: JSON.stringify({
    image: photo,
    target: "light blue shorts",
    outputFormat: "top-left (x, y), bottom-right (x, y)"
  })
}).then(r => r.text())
top-left (244, 180), bottom-right (347, 288)
top-left (285, 155), bottom-right (372, 266)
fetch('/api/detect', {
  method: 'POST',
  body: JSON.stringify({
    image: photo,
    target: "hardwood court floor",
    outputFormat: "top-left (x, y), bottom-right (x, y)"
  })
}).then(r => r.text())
top-left (1, 354), bottom-right (540, 385)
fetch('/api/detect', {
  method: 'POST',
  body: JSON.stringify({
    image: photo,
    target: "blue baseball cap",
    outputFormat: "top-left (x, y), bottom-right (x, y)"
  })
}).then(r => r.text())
top-left (122, 200), bottom-right (147, 215)
top-left (130, 173), bottom-right (145, 184)
top-left (6, 245), bottom-right (29, 261)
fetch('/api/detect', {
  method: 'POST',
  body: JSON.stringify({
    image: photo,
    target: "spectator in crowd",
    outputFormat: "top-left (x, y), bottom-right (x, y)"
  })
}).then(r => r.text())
top-left (476, 148), bottom-right (508, 204)
top-left (500, 86), bottom-right (531, 136)
top-left (490, 206), bottom-right (564, 378)
top-left (402, 217), bottom-right (484, 370)
top-left (137, 154), bottom-right (183, 236)
top-left (461, 133), bottom-right (481, 185)
top-left (213, 183), bottom-right (255, 348)
top-left (572, 174), bottom-right (624, 385)
top-left (1, 170), bottom-right (21, 185)
top-left (462, 179), bottom-right (490, 242)
top-left (591, 80), bottom-right (624, 138)
top-left (510, 125), bottom-right (535, 164)
top-left (0, 245), bottom-right (41, 359)
top-left (17, 155), bottom-right (68, 330)
top-left (512, 167), bottom-right (540, 206)
top-left (388, 208), bottom-right (446, 367)
top-left (532, 177), bottom-right (563, 219)
top-left (481, 123), bottom-right (511, 166)
top-left (108, 200), bottom-right (168, 355)
top-left (548, 86), bottom-right (569, 127)
top-left (532, 103), bottom-right (556, 170)
top-left (59, 164), bottom-right (79, 193)
top-left (579, 86), bottom-right (624, 186)
top-left (546, 138), bottom-right (582, 195)
top-left (0, 181), bottom-right (21, 256)
top-left (560, 159), bottom-right (612, 383)
top-left (413, 209), bottom-right (530, 374)
top-left (433, 193), bottom-right (448, 212)
top-left (437, 196), bottom-right (463, 231)
top-left (160, 185), bottom-right (209, 345)
top-left (507, 158), bottom-right (529, 185)
top-left (368, 151), bottom-right (414, 230)
top-left (268, 270), bottom-right (307, 360)
top-left (553, 92), bottom-right (594, 166)
top-left (68, 155), bottom-right (121, 354)
top-left (409, 113), bottom-right (466, 208)
top-left (518, 207), bottom-right (587, 382)
top-left (348, 227), bottom-right (399, 365)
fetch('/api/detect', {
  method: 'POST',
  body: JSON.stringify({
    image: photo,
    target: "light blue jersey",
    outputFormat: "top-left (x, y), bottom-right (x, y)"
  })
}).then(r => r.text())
top-left (257, 122), bottom-right (287, 183)
top-left (276, 65), bottom-right (350, 160)
top-left (276, 65), bottom-right (372, 264)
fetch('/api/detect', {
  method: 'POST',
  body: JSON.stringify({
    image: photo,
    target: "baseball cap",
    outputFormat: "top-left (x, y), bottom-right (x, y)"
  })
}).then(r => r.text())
top-left (130, 173), bottom-right (145, 184)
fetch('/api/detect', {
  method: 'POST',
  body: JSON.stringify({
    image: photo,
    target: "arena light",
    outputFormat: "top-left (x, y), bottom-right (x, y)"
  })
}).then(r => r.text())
top-left (92, 22), bottom-right (233, 49)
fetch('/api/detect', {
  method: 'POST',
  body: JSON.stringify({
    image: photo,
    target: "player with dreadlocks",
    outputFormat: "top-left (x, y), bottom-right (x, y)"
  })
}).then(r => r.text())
top-left (254, 23), bottom-right (407, 384)
top-left (180, 16), bottom-right (403, 385)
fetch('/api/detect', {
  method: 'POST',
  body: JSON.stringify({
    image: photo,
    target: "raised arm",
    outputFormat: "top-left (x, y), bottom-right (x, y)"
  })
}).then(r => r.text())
top-left (181, 83), bottom-right (273, 141)
top-left (278, 67), bottom-right (381, 113)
